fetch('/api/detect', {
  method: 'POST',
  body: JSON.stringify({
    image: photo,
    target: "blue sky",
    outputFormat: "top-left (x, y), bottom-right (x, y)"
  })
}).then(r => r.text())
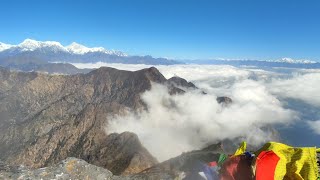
top-left (0, 0), bottom-right (319, 60)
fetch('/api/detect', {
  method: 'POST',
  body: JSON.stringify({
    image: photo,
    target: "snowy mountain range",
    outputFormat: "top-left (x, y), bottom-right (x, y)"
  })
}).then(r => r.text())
top-left (270, 57), bottom-right (316, 64)
top-left (0, 39), bottom-right (320, 73)
top-left (0, 39), bottom-right (180, 65)
top-left (189, 57), bottom-right (317, 64)
top-left (0, 39), bottom-right (127, 56)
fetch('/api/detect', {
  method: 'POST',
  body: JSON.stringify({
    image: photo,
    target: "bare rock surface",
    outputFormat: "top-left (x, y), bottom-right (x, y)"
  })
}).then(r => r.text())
top-left (0, 67), bottom-right (164, 175)
top-left (0, 66), bottom-right (232, 178)
top-left (0, 157), bottom-right (124, 180)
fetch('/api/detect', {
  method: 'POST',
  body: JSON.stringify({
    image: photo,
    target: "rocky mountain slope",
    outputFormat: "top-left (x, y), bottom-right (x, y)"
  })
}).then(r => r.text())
top-left (0, 65), bottom-right (235, 179)
top-left (0, 66), bottom-right (170, 175)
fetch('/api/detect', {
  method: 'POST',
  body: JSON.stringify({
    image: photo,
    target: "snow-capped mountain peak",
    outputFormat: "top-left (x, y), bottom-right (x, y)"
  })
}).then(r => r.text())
top-left (65, 42), bottom-right (127, 56)
top-left (277, 57), bottom-right (316, 64)
top-left (66, 42), bottom-right (87, 50)
top-left (18, 39), bottom-right (65, 52)
top-left (0, 42), bottom-right (13, 51)
top-left (66, 42), bottom-right (105, 54)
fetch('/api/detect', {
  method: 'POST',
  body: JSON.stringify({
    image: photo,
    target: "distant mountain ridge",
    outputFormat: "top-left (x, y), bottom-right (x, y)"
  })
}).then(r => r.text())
top-left (0, 39), bottom-right (181, 65)
top-left (1, 39), bottom-right (320, 73)
top-left (184, 58), bottom-right (320, 69)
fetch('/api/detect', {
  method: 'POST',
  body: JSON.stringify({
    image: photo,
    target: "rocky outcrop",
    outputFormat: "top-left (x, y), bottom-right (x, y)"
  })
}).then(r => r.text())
top-left (92, 132), bottom-right (157, 175)
top-left (134, 143), bottom-right (224, 179)
top-left (0, 67), bottom-right (167, 175)
top-left (0, 157), bottom-right (178, 180)
top-left (167, 76), bottom-right (197, 89)
top-left (0, 157), bottom-right (123, 180)
top-left (0, 143), bottom-right (223, 180)
top-left (216, 96), bottom-right (233, 106)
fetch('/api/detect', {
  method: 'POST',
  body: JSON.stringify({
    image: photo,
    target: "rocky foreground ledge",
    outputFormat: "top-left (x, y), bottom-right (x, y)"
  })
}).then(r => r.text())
top-left (0, 157), bottom-right (125, 180)
top-left (0, 157), bottom-right (177, 180)
top-left (0, 143), bottom-right (225, 180)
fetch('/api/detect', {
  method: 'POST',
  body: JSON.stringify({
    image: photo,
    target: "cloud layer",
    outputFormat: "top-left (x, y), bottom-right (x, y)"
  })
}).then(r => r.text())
top-left (268, 73), bottom-right (320, 107)
top-left (73, 62), bottom-right (320, 160)
top-left (107, 82), bottom-right (296, 161)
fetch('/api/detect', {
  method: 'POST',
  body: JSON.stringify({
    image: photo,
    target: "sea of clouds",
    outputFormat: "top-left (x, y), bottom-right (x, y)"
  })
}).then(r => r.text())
top-left (73, 62), bottom-right (320, 161)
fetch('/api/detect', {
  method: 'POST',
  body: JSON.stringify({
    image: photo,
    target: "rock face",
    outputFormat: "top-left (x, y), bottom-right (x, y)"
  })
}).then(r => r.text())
top-left (216, 96), bottom-right (233, 106)
top-left (0, 157), bottom-right (122, 180)
top-left (167, 76), bottom-right (197, 89)
top-left (0, 66), bottom-right (167, 175)
top-left (0, 157), bottom-right (178, 180)
top-left (95, 132), bottom-right (157, 175)
top-left (133, 143), bottom-right (224, 179)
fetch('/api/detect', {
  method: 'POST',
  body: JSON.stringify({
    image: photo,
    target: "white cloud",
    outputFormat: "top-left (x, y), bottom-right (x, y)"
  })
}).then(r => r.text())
top-left (72, 62), bottom-right (150, 71)
top-left (268, 73), bottom-right (320, 107)
top-left (307, 120), bottom-right (320, 135)
top-left (72, 62), bottom-right (258, 95)
top-left (74, 62), bottom-right (319, 160)
top-left (72, 62), bottom-right (251, 80)
top-left (107, 82), bottom-right (296, 161)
